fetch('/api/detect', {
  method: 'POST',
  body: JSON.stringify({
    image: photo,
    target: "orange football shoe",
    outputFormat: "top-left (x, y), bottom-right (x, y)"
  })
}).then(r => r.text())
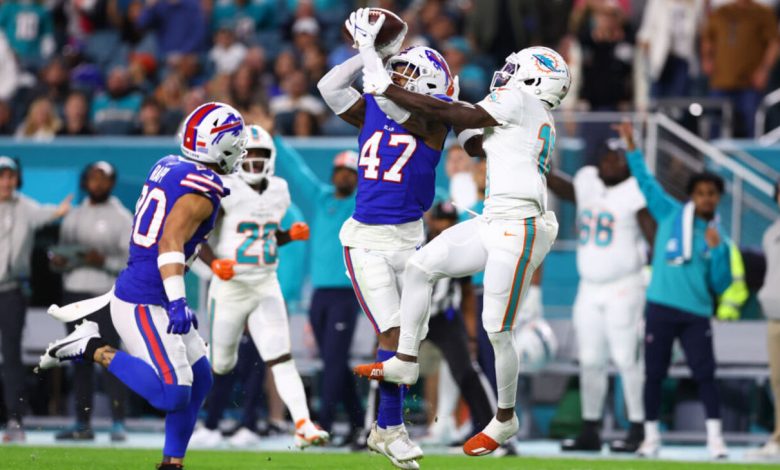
top-left (353, 362), bottom-right (385, 380)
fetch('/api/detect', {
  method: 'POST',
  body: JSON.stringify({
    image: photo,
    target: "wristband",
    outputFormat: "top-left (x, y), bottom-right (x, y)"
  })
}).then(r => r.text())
top-left (163, 275), bottom-right (186, 301)
top-left (158, 251), bottom-right (185, 268)
top-left (457, 128), bottom-right (484, 148)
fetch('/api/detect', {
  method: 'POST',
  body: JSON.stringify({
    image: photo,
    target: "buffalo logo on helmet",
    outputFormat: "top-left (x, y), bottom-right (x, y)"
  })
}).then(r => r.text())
top-left (424, 49), bottom-right (455, 96)
top-left (210, 113), bottom-right (244, 146)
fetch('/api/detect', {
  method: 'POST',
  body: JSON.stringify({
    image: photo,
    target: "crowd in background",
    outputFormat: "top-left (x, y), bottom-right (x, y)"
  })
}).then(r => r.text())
top-left (0, 0), bottom-right (779, 140)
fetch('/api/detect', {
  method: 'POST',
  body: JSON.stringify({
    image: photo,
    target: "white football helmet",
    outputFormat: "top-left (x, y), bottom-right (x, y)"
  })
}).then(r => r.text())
top-left (515, 318), bottom-right (558, 373)
top-left (490, 46), bottom-right (570, 110)
top-left (179, 102), bottom-right (247, 174)
top-left (239, 124), bottom-right (276, 185)
top-left (385, 46), bottom-right (456, 98)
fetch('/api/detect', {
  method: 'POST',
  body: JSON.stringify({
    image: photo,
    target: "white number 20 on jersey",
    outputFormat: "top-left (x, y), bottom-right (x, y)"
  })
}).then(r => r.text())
top-left (359, 131), bottom-right (417, 183)
top-left (132, 185), bottom-right (167, 247)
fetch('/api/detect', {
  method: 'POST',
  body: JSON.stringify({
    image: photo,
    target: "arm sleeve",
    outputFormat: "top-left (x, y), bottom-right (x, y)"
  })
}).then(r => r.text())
top-left (373, 96), bottom-right (411, 124)
top-left (273, 136), bottom-right (329, 216)
top-left (709, 241), bottom-right (732, 296)
top-left (316, 54), bottom-right (363, 115)
top-left (476, 88), bottom-right (524, 127)
top-left (625, 149), bottom-right (680, 220)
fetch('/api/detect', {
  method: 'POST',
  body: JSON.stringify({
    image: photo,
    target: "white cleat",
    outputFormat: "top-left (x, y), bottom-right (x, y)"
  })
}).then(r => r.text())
top-left (463, 416), bottom-right (519, 456)
top-left (38, 320), bottom-right (100, 370)
top-left (367, 423), bottom-right (422, 469)
top-left (294, 419), bottom-right (329, 448)
top-left (636, 436), bottom-right (660, 458)
top-left (189, 426), bottom-right (223, 448)
top-left (746, 440), bottom-right (780, 460)
top-left (707, 436), bottom-right (729, 460)
top-left (228, 427), bottom-right (262, 447)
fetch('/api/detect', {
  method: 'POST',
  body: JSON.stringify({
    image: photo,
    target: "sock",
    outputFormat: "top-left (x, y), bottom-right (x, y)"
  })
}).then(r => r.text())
top-left (107, 350), bottom-right (190, 411)
top-left (706, 419), bottom-right (723, 441)
top-left (644, 421), bottom-right (660, 441)
top-left (163, 357), bottom-right (213, 458)
top-left (488, 331), bottom-right (519, 409)
top-left (84, 337), bottom-right (108, 363)
top-left (271, 360), bottom-right (310, 424)
top-left (376, 349), bottom-right (403, 429)
top-left (204, 372), bottom-right (235, 431)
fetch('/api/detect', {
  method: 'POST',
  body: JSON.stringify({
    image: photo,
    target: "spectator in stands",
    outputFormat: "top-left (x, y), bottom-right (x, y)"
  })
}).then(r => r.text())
top-left (292, 110), bottom-right (320, 136)
top-left (291, 17), bottom-right (321, 54)
top-left (615, 122), bottom-right (731, 459)
top-left (0, 156), bottom-right (71, 442)
top-left (34, 58), bottom-right (72, 112)
top-left (58, 91), bottom-right (93, 136)
top-left (445, 144), bottom-right (477, 216)
top-left (442, 37), bottom-right (488, 104)
top-left (274, 145), bottom-right (364, 445)
top-left (209, 23), bottom-right (248, 77)
top-left (303, 46), bottom-right (328, 91)
top-left (127, 52), bottom-right (157, 94)
top-left (637, 0), bottom-right (704, 98)
top-left (270, 49), bottom-right (298, 98)
top-left (91, 66), bottom-right (143, 135)
top-left (0, 101), bottom-right (15, 135)
top-left (136, 0), bottom-right (207, 60)
top-left (0, 34), bottom-right (19, 102)
top-left (211, 0), bottom-right (275, 42)
top-left (270, 70), bottom-right (325, 133)
top-left (49, 161), bottom-right (132, 442)
top-left (0, 0), bottom-right (55, 70)
top-left (466, 0), bottom-right (539, 64)
top-left (701, 0), bottom-right (780, 137)
top-left (230, 64), bottom-right (266, 114)
top-left (154, 74), bottom-right (187, 132)
top-left (15, 97), bottom-right (62, 140)
top-left (135, 97), bottom-right (166, 135)
top-left (750, 180), bottom-right (780, 459)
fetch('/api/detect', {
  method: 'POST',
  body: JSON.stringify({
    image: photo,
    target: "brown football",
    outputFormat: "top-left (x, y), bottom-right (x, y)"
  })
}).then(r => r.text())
top-left (341, 8), bottom-right (406, 47)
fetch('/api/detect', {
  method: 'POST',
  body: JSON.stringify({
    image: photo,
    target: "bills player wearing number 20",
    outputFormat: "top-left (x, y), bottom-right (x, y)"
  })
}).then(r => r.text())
top-left (39, 102), bottom-right (247, 470)
top-left (316, 7), bottom-right (483, 470)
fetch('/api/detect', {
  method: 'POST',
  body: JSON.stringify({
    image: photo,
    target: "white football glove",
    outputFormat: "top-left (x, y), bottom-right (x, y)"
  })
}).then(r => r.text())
top-left (362, 58), bottom-right (392, 95)
top-left (345, 8), bottom-right (385, 50)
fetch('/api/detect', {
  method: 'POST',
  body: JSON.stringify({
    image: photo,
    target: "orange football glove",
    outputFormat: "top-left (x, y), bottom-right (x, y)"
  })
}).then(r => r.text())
top-left (289, 222), bottom-right (310, 241)
top-left (211, 258), bottom-right (236, 280)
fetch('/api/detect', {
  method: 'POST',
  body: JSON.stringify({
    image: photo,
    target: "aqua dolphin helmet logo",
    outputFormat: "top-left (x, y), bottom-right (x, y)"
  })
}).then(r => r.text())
top-left (532, 53), bottom-right (563, 74)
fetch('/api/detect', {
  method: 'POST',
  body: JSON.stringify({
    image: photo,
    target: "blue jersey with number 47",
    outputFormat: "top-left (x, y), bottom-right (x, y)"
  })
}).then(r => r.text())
top-left (352, 94), bottom-right (449, 225)
top-left (114, 156), bottom-right (228, 306)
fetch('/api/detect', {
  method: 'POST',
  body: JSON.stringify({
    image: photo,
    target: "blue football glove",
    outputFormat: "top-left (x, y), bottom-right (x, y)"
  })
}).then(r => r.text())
top-left (166, 298), bottom-right (198, 335)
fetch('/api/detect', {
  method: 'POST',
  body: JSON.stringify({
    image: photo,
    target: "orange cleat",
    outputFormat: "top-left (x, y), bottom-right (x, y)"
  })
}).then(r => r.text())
top-left (463, 432), bottom-right (501, 456)
top-left (353, 362), bottom-right (385, 380)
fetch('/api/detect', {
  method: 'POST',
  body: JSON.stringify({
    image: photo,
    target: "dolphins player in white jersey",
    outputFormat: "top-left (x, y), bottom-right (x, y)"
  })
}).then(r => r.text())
top-left (194, 124), bottom-right (328, 448)
top-left (548, 139), bottom-right (656, 453)
top-left (354, 46), bottom-right (570, 456)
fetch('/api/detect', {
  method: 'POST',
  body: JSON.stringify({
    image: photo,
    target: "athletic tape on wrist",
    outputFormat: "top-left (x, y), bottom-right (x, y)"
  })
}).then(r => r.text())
top-left (163, 275), bottom-right (186, 301)
top-left (457, 128), bottom-right (484, 148)
top-left (157, 251), bottom-right (185, 268)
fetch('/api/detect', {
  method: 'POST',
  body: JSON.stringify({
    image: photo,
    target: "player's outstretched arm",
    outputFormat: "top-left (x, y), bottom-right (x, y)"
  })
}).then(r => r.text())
top-left (275, 222), bottom-right (309, 247)
top-left (382, 84), bottom-right (499, 130)
top-left (547, 169), bottom-right (576, 202)
top-left (158, 194), bottom-right (214, 334)
top-left (317, 55), bottom-right (366, 128)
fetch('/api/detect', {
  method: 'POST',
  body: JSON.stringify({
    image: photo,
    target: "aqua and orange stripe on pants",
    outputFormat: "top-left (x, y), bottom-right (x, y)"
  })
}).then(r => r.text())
top-left (500, 218), bottom-right (536, 331)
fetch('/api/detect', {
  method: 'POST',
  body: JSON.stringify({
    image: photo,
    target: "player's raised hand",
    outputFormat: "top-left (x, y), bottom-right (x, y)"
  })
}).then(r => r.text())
top-left (612, 121), bottom-right (637, 151)
top-left (166, 298), bottom-right (197, 335)
top-left (54, 194), bottom-right (73, 218)
top-left (289, 222), bottom-right (310, 241)
top-left (211, 258), bottom-right (236, 280)
top-left (345, 8), bottom-right (385, 50)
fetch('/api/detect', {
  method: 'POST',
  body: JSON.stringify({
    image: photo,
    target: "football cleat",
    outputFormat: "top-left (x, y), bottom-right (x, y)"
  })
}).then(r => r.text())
top-left (156, 462), bottom-right (183, 469)
top-left (2, 419), bottom-right (25, 443)
top-left (609, 422), bottom-right (644, 453)
top-left (636, 436), bottom-right (660, 458)
top-left (708, 436), bottom-right (729, 460)
top-left (294, 419), bottom-right (329, 448)
top-left (353, 356), bottom-right (419, 385)
top-left (55, 425), bottom-right (95, 441)
top-left (464, 416), bottom-right (519, 457)
top-left (188, 426), bottom-right (223, 448)
top-left (561, 420), bottom-right (601, 452)
top-left (746, 440), bottom-right (780, 459)
top-left (228, 427), bottom-right (262, 447)
top-left (366, 423), bottom-right (421, 469)
top-left (38, 320), bottom-right (100, 370)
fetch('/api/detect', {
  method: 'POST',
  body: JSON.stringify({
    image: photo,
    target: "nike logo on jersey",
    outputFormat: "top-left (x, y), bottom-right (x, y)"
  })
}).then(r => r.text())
top-left (202, 173), bottom-right (215, 180)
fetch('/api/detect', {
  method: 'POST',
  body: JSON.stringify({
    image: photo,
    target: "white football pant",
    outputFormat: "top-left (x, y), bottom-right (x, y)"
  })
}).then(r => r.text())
top-left (573, 272), bottom-right (645, 422)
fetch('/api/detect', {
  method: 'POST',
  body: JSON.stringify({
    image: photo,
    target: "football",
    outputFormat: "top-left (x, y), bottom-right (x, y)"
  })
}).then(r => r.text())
top-left (341, 8), bottom-right (406, 48)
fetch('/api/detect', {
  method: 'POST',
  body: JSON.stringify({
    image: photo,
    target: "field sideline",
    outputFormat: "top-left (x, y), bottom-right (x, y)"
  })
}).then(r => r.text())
top-left (4, 447), bottom-right (776, 470)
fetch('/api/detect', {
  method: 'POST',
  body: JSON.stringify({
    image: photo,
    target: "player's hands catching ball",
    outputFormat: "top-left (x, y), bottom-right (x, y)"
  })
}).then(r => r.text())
top-left (289, 222), bottom-right (310, 241)
top-left (166, 298), bottom-right (198, 335)
top-left (345, 8), bottom-right (385, 50)
top-left (211, 258), bottom-right (236, 281)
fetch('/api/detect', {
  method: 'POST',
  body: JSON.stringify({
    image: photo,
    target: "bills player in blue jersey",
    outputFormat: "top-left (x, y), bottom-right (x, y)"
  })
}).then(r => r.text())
top-left (317, 8), bottom-right (482, 469)
top-left (38, 102), bottom-right (247, 469)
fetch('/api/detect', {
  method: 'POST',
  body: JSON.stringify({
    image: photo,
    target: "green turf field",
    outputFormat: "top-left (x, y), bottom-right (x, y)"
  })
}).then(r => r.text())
top-left (3, 447), bottom-right (774, 470)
